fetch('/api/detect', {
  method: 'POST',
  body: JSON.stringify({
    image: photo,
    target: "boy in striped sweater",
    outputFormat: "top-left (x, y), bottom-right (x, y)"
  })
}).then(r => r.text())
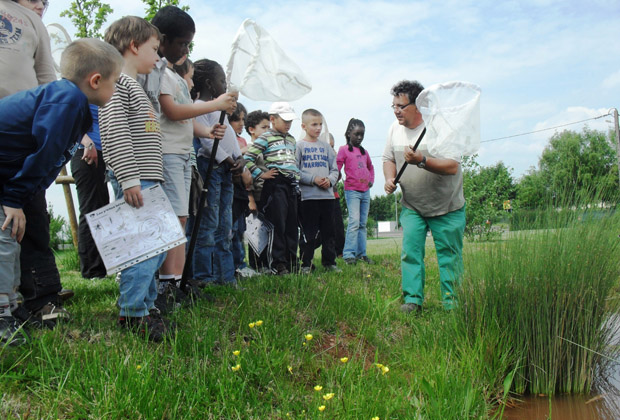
top-left (99, 17), bottom-right (170, 342)
top-left (244, 102), bottom-right (300, 275)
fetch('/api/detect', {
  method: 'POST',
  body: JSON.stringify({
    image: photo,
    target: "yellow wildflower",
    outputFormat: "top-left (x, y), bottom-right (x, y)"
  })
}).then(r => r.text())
top-left (255, 320), bottom-right (263, 326)
top-left (381, 366), bottom-right (390, 375)
top-left (375, 363), bottom-right (384, 369)
top-left (233, 350), bottom-right (240, 357)
top-left (323, 393), bottom-right (335, 401)
top-left (305, 334), bottom-right (313, 341)
top-left (303, 342), bottom-right (307, 346)
top-left (249, 322), bottom-right (255, 328)
top-left (231, 364), bottom-right (241, 372)
top-left (318, 405), bottom-right (326, 412)
top-left (287, 365), bottom-right (293, 374)
top-left (314, 385), bottom-right (323, 391)
top-left (340, 357), bottom-right (349, 363)
top-left (372, 417), bottom-right (380, 420)
top-left (136, 365), bottom-right (142, 370)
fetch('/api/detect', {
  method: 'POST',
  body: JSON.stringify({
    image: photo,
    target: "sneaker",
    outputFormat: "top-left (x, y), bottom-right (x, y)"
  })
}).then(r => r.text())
top-left (33, 303), bottom-right (71, 329)
top-left (11, 305), bottom-right (45, 330)
top-left (344, 258), bottom-right (357, 265)
top-left (274, 263), bottom-right (290, 276)
top-left (236, 267), bottom-right (258, 278)
top-left (154, 282), bottom-right (188, 315)
top-left (58, 288), bottom-right (75, 303)
top-left (148, 307), bottom-right (176, 330)
top-left (357, 256), bottom-right (374, 264)
top-left (400, 302), bottom-right (422, 314)
top-left (300, 266), bottom-right (312, 275)
top-left (0, 316), bottom-right (29, 347)
top-left (119, 315), bottom-right (168, 343)
top-left (324, 265), bottom-right (342, 273)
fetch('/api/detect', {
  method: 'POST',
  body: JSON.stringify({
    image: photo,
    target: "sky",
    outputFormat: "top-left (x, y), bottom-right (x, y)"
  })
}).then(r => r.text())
top-left (41, 0), bottom-right (620, 221)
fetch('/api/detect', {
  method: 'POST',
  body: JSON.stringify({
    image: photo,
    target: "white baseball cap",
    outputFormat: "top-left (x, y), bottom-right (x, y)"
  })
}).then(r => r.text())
top-left (268, 102), bottom-right (298, 121)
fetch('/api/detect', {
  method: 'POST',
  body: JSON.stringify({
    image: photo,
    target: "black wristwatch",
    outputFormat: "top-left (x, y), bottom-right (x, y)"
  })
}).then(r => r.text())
top-left (417, 155), bottom-right (427, 169)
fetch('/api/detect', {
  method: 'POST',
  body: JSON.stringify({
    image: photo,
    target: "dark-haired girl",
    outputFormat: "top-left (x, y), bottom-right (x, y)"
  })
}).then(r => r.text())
top-left (336, 118), bottom-right (374, 265)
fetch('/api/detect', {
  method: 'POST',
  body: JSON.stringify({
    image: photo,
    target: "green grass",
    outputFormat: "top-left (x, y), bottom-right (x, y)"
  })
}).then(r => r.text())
top-left (1, 214), bottom-right (619, 419)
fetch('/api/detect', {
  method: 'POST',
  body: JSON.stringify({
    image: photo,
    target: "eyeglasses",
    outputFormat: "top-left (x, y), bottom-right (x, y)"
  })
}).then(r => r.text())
top-left (391, 102), bottom-right (413, 111)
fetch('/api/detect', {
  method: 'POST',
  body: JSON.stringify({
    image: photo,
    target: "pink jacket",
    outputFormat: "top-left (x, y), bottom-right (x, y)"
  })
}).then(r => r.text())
top-left (336, 145), bottom-right (374, 192)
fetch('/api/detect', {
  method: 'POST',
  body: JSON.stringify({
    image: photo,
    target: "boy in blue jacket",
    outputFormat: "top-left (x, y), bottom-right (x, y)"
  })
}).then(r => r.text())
top-left (0, 38), bottom-right (123, 346)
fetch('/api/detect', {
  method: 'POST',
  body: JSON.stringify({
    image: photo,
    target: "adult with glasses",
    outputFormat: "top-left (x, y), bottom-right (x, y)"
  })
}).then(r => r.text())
top-left (1, 0), bottom-right (72, 329)
top-left (382, 80), bottom-right (465, 314)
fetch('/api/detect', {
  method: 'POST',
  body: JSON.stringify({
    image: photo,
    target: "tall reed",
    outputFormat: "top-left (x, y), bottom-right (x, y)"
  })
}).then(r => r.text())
top-left (455, 206), bottom-right (620, 395)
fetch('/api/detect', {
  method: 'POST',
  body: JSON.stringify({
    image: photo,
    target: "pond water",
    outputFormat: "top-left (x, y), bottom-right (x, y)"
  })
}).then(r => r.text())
top-left (503, 315), bottom-right (620, 420)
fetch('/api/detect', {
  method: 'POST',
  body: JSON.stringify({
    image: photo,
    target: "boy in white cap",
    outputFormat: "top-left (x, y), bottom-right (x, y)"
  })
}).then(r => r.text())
top-left (244, 102), bottom-right (300, 275)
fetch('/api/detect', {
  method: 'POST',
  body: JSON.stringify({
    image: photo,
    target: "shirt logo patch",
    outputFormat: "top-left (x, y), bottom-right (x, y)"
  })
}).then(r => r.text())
top-left (0, 15), bottom-right (22, 45)
top-left (145, 120), bottom-right (160, 133)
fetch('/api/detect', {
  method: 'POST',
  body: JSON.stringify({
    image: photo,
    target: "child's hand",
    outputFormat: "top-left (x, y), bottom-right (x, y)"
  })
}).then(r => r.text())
top-left (214, 93), bottom-right (237, 115)
top-left (211, 123), bottom-right (226, 140)
top-left (241, 168), bottom-right (253, 190)
top-left (123, 186), bottom-right (144, 208)
top-left (260, 169), bottom-right (278, 180)
top-left (248, 200), bottom-right (257, 213)
top-left (1, 205), bottom-right (26, 242)
top-left (230, 157), bottom-right (245, 174)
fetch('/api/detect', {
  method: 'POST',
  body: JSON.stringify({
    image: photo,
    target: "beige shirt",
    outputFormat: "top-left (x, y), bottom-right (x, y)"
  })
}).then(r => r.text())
top-left (383, 120), bottom-right (464, 217)
top-left (0, 0), bottom-right (56, 99)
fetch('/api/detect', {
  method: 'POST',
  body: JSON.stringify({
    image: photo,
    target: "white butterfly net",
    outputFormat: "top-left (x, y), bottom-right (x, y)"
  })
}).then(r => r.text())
top-left (226, 19), bottom-right (312, 101)
top-left (415, 81), bottom-right (481, 159)
top-left (46, 23), bottom-right (72, 78)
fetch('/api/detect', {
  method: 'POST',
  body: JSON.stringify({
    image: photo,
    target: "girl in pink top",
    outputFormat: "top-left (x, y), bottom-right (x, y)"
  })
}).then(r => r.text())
top-left (336, 118), bottom-right (374, 265)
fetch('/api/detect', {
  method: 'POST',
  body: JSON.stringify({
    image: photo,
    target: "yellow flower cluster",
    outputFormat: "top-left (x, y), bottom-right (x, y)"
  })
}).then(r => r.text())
top-left (340, 357), bottom-right (349, 363)
top-left (231, 364), bottom-right (241, 372)
top-left (248, 319), bottom-right (264, 329)
top-left (314, 385), bottom-right (323, 391)
top-left (322, 393), bottom-right (335, 401)
top-left (375, 363), bottom-right (389, 375)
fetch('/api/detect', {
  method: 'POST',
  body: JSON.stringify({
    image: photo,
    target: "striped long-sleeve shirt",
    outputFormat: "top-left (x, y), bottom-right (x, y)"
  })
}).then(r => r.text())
top-left (99, 73), bottom-right (163, 190)
top-left (244, 129), bottom-right (299, 181)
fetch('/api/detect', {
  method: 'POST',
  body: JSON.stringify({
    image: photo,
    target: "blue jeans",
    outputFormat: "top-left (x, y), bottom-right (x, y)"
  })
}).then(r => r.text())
top-left (343, 189), bottom-right (370, 259)
top-left (231, 215), bottom-right (246, 270)
top-left (109, 175), bottom-right (166, 317)
top-left (192, 159), bottom-right (235, 284)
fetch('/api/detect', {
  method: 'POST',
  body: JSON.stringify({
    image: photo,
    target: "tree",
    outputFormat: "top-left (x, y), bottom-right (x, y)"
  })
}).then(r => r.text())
top-left (142, 0), bottom-right (189, 21)
top-left (516, 128), bottom-right (619, 208)
top-left (60, 0), bottom-right (113, 39)
top-left (463, 155), bottom-right (517, 240)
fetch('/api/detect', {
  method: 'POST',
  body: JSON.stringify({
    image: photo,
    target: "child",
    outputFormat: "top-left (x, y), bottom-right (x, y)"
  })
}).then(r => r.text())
top-left (296, 109), bottom-right (340, 273)
top-left (337, 118), bottom-right (375, 265)
top-left (0, 38), bottom-right (123, 345)
top-left (245, 102), bottom-right (300, 275)
top-left (150, 7), bottom-right (235, 306)
top-left (229, 103), bottom-right (257, 278)
top-left (99, 17), bottom-right (170, 342)
top-left (244, 110), bottom-right (275, 273)
top-left (3, 0), bottom-right (71, 328)
top-left (191, 58), bottom-right (243, 286)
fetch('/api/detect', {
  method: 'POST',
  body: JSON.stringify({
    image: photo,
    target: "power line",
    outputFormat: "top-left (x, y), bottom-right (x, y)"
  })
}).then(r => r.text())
top-left (368, 112), bottom-right (613, 159)
top-left (481, 113), bottom-right (611, 143)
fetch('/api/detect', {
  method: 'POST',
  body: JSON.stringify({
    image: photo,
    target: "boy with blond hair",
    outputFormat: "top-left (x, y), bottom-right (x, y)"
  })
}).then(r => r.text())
top-left (0, 38), bottom-right (123, 345)
top-left (296, 109), bottom-right (340, 273)
top-left (99, 16), bottom-right (171, 342)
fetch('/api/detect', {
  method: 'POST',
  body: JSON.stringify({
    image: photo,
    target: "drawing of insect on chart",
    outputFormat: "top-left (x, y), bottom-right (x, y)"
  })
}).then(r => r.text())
top-left (86, 184), bottom-right (186, 275)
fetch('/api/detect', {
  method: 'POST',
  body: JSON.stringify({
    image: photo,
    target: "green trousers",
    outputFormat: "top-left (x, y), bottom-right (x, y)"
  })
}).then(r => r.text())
top-left (400, 206), bottom-right (465, 309)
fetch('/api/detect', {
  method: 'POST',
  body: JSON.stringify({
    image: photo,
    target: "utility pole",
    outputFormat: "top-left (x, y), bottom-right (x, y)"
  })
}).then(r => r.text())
top-left (612, 108), bottom-right (620, 187)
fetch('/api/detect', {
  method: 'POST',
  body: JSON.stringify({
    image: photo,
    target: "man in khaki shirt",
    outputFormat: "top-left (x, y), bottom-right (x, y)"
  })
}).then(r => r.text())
top-left (383, 80), bottom-right (465, 313)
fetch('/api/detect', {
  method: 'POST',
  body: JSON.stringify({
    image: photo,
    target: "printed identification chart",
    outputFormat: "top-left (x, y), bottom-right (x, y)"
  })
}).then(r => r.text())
top-left (86, 184), bottom-right (186, 275)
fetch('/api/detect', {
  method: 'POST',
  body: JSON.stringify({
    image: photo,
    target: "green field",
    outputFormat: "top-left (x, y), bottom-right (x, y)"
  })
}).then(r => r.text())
top-left (1, 212), bottom-right (619, 419)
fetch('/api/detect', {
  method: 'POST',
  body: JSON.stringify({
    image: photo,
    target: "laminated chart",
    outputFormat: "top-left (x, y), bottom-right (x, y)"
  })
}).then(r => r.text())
top-left (86, 184), bottom-right (186, 275)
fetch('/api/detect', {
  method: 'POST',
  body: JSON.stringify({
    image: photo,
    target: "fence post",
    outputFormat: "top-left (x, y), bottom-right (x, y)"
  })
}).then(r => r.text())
top-left (55, 166), bottom-right (78, 249)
